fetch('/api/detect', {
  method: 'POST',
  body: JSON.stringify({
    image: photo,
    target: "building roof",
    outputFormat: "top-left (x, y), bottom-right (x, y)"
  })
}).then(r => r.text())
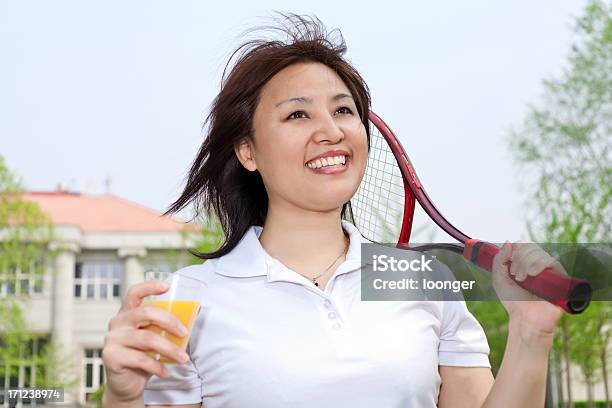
top-left (23, 191), bottom-right (199, 233)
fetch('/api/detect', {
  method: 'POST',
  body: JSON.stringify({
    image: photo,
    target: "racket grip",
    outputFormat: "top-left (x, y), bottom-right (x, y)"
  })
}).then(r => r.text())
top-left (463, 239), bottom-right (592, 314)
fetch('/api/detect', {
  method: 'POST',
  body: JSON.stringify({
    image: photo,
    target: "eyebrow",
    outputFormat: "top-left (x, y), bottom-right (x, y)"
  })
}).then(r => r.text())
top-left (275, 93), bottom-right (353, 108)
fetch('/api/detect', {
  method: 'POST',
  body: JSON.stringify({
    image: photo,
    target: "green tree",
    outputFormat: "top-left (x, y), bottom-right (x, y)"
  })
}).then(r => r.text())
top-left (188, 215), bottom-right (225, 262)
top-left (570, 303), bottom-right (605, 408)
top-left (466, 299), bottom-right (508, 375)
top-left (153, 215), bottom-right (223, 279)
top-left (596, 302), bottom-right (612, 408)
top-left (0, 155), bottom-right (79, 399)
top-left (509, 2), bottom-right (612, 406)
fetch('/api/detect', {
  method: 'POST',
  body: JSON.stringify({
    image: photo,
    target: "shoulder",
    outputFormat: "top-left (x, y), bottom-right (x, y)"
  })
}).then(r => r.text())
top-left (174, 258), bottom-right (219, 283)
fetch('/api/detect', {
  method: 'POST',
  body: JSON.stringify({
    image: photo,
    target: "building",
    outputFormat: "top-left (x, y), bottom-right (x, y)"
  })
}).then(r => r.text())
top-left (1, 191), bottom-right (201, 407)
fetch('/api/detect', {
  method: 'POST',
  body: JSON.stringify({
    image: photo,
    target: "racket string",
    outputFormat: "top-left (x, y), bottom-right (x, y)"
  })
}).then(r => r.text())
top-left (349, 124), bottom-right (407, 244)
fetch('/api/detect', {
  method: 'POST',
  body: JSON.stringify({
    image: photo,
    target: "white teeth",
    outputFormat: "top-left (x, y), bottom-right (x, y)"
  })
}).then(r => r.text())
top-left (307, 155), bottom-right (347, 169)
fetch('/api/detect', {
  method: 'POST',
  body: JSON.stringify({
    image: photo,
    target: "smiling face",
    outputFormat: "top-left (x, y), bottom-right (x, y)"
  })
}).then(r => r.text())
top-left (235, 62), bottom-right (368, 215)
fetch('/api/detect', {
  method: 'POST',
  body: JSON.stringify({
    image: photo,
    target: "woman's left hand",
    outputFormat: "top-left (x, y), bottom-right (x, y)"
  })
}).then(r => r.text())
top-left (492, 241), bottom-right (565, 342)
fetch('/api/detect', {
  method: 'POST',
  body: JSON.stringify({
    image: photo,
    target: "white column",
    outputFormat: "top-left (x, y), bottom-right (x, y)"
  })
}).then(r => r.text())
top-left (118, 248), bottom-right (147, 298)
top-left (49, 242), bottom-right (80, 405)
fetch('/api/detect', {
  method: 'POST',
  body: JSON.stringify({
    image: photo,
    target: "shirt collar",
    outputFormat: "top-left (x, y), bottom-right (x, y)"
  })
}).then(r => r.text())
top-left (215, 220), bottom-right (367, 280)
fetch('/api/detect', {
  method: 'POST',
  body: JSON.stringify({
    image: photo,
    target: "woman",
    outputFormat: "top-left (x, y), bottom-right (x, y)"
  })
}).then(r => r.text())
top-left (102, 14), bottom-right (564, 408)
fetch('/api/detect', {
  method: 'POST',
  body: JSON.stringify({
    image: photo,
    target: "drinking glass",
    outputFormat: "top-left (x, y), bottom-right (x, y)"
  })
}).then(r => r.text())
top-left (142, 271), bottom-right (206, 364)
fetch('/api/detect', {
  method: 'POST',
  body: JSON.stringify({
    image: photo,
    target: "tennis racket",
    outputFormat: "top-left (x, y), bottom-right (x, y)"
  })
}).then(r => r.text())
top-left (346, 111), bottom-right (592, 314)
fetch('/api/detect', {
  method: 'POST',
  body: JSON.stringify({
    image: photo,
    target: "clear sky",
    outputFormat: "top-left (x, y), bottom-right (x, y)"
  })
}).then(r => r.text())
top-left (0, 0), bottom-right (587, 242)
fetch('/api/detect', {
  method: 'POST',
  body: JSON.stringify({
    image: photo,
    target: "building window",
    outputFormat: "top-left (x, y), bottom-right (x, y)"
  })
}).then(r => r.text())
top-left (0, 336), bottom-right (49, 405)
top-left (74, 261), bottom-right (122, 300)
top-left (144, 252), bottom-right (193, 278)
top-left (144, 259), bottom-right (174, 275)
top-left (0, 259), bottom-right (45, 297)
top-left (82, 349), bottom-right (105, 403)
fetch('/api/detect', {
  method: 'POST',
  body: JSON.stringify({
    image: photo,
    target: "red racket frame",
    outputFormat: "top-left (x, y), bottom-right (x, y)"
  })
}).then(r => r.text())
top-left (367, 111), bottom-right (592, 314)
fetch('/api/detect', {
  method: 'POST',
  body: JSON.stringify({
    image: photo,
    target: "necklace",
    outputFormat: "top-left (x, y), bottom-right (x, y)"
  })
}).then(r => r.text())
top-left (297, 235), bottom-right (349, 287)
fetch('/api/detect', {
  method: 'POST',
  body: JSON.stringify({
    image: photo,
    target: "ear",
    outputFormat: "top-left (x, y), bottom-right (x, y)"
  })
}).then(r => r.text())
top-left (234, 138), bottom-right (258, 172)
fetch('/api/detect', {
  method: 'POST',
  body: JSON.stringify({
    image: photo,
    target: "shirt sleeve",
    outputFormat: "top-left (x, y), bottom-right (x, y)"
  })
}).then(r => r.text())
top-left (438, 299), bottom-right (491, 367)
top-left (143, 341), bottom-right (203, 406)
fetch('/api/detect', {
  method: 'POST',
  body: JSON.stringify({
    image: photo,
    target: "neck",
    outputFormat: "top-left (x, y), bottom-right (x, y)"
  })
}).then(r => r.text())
top-left (258, 204), bottom-right (348, 275)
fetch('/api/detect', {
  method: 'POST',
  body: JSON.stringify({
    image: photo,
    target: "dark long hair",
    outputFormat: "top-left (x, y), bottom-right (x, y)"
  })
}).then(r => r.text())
top-left (165, 13), bottom-right (371, 259)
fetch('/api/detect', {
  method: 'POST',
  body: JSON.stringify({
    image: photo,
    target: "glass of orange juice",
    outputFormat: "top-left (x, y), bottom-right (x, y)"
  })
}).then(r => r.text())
top-left (142, 271), bottom-right (206, 364)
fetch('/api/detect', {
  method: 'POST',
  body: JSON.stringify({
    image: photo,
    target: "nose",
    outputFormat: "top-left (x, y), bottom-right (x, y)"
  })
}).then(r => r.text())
top-left (312, 114), bottom-right (345, 144)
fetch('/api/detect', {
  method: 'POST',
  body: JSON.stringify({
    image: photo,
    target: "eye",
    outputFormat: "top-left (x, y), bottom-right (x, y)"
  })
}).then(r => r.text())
top-left (336, 106), bottom-right (353, 115)
top-left (287, 111), bottom-right (308, 120)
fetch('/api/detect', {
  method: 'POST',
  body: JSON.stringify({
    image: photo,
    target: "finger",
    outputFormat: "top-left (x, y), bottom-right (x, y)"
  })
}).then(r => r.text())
top-left (509, 243), bottom-right (541, 281)
top-left (550, 259), bottom-right (568, 276)
top-left (491, 241), bottom-right (517, 297)
top-left (108, 328), bottom-right (190, 365)
top-left (512, 243), bottom-right (564, 281)
top-left (103, 345), bottom-right (169, 379)
top-left (515, 247), bottom-right (541, 281)
top-left (119, 305), bottom-right (189, 338)
top-left (120, 281), bottom-right (170, 312)
top-left (527, 255), bottom-right (568, 278)
top-left (494, 241), bottom-right (513, 272)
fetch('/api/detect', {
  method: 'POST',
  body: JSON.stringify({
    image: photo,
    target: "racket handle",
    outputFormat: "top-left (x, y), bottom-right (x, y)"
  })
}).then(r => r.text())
top-left (463, 239), bottom-right (592, 314)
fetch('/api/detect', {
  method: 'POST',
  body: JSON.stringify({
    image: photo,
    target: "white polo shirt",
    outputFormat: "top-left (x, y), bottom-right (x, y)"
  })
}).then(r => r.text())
top-left (143, 220), bottom-right (490, 407)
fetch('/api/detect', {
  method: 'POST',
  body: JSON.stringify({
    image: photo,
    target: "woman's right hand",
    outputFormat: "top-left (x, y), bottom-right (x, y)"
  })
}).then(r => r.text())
top-left (102, 280), bottom-right (191, 404)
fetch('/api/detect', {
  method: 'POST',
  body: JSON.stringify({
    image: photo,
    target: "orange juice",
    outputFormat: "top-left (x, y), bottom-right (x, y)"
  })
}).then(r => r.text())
top-left (142, 300), bottom-right (200, 364)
